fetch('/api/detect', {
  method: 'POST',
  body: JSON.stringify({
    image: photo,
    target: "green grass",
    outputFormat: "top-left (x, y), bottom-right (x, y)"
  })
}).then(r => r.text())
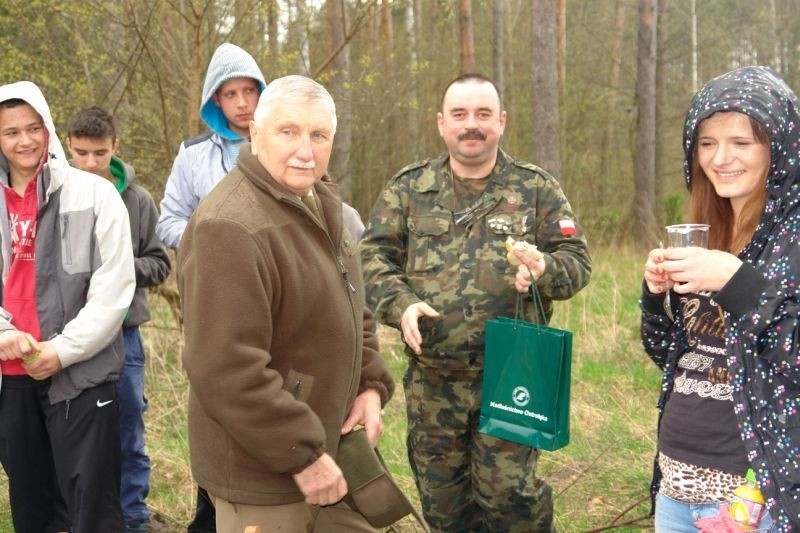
top-left (0, 246), bottom-right (660, 531)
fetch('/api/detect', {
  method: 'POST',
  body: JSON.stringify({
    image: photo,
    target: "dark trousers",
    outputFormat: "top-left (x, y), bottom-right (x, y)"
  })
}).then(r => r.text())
top-left (188, 485), bottom-right (217, 532)
top-left (0, 375), bottom-right (124, 533)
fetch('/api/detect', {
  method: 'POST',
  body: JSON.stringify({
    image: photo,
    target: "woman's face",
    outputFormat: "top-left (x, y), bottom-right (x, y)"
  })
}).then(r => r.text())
top-left (696, 111), bottom-right (770, 218)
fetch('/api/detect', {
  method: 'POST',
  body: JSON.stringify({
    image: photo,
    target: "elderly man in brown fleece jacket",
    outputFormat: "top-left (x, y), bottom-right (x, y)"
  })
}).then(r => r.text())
top-left (177, 75), bottom-right (395, 532)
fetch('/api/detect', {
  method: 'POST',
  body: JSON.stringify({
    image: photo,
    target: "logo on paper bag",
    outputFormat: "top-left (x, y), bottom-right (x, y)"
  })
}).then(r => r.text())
top-left (512, 386), bottom-right (530, 407)
top-left (488, 386), bottom-right (548, 422)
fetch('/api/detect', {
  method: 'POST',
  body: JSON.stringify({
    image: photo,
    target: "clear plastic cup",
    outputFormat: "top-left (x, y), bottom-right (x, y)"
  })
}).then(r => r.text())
top-left (666, 224), bottom-right (710, 248)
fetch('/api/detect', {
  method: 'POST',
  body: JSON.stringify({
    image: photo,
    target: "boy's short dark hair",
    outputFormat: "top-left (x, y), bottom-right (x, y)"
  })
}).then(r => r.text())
top-left (0, 98), bottom-right (30, 110)
top-left (67, 106), bottom-right (116, 140)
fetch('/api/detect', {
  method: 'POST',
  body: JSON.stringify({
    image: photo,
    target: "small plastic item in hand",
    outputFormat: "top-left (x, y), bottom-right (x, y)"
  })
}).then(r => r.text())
top-left (22, 337), bottom-right (41, 364)
top-left (22, 352), bottom-right (40, 364)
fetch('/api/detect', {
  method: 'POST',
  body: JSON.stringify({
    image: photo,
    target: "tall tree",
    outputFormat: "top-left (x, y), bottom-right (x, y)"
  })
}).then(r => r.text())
top-left (600, 0), bottom-right (627, 185)
top-left (633, 0), bottom-right (659, 247)
top-left (556, 0), bottom-right (566, 102)
top-left (492, 0), bottom-right (504, 97)
top-left (655, 0), bottom-right (671, 227)
top-left (531, 0), bottom-right (561, 179)
top-left (770, 0), bottom-right (781, 71)
top-left (234, 0), bottom-right (260, 54)
top-left (324, 0), bottom-right (352, 200)
top-left (287, 0), bottom-right (311, 73)
top-left (690, 0), bottom-right (697, 91)
top-left (458, 0), bottom-right (475, 73)
top-left (266, 0), bottom-right (280, 64)
top-left (408, 0), bottom-right (423, 157)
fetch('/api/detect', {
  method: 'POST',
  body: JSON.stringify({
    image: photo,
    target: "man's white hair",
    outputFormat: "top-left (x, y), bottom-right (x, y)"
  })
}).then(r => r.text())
top-left (253, 75), bottom-right (337, 133)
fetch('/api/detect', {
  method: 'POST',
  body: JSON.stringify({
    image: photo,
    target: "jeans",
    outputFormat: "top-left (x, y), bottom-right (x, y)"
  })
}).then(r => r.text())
top-left (118, 327), bottom-right (151, 523)
top-left (655, 493), bottom-right (776, 532)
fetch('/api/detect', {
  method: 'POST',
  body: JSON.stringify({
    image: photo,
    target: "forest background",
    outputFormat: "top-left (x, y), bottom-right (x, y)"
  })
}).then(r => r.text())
top-left (4, 0), bottom-right (799, 244)
top-left (1, 0), bottom-right (799, 531)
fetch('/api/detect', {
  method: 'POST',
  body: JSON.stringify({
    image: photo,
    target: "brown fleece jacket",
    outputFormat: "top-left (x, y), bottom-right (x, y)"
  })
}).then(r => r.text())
top-left (177, 145), bottom-right (394, 506)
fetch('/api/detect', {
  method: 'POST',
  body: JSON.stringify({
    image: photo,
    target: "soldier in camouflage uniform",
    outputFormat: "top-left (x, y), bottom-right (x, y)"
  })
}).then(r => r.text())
top-left (360, 73), bottom-right (591, 532)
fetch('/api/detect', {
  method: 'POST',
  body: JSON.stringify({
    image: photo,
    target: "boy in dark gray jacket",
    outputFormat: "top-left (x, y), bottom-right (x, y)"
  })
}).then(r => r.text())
top-left (67, 106), bottom-right (171, 533)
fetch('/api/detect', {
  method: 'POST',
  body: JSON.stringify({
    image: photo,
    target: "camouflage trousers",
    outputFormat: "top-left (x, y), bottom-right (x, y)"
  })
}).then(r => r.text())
top-left (404, 358), bottom-right (554, 533)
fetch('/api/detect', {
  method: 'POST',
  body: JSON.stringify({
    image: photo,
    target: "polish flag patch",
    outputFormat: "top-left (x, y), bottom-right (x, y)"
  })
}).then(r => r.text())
top-left (559, 219), bottom-right (577, 236)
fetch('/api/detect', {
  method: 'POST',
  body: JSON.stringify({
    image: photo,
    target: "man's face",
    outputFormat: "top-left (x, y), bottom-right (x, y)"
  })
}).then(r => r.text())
top-left (212, 77), bottom-right (260, 137)
top-left (437, 80), bottom-right (506, 174)
top-left (67, 135), bottom-right (118, 181)
top-left (249, 99), bottom-right (334, 197)
top-left (0, 103), bottom-right (46, 179)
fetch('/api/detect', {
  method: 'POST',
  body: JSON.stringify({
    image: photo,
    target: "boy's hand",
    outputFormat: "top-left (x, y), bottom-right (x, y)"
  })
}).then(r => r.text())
top-left (0, 330), bottom-right (39, 361)
top-left (23, 342), bottom-right (61, 380)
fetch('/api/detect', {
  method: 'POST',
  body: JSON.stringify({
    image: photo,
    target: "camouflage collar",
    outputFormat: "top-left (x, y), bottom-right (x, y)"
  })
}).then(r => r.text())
top-left (413, 149), bottom-right (512, 195)
top-left (415, 150), bottom-right (510, 216)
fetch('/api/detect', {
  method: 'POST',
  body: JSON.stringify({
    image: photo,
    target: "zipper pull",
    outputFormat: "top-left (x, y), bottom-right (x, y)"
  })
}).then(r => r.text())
top-left (337, 256), bottom-right (357, 293)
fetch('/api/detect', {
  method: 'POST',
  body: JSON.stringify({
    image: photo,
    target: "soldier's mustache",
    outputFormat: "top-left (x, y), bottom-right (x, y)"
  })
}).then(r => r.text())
top-left (458, 130), bottom-right (486, 141)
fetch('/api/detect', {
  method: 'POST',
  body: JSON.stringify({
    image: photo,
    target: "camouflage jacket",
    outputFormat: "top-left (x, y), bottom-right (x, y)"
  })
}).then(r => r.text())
top-left (361, 150), bottom-right (592, 369)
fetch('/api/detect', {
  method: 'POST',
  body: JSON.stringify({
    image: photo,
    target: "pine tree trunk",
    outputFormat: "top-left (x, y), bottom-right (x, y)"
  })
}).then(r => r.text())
top-left (531, 0), bottom-right (562, 179)
top-left (633, 0), bottom-right (659, 248)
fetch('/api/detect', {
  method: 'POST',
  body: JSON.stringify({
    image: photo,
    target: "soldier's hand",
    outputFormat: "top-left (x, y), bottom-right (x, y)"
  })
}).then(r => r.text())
top-left (514, 252), bottom-right (546, 293)
top-left (401, 302), bottom-right (440, 355)
top-left (292, 453), bottom-right (347, 506)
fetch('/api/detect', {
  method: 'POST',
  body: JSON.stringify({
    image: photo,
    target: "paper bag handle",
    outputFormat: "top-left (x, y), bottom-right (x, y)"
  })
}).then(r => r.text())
top-left (515, 271), bottom-right (547, 325)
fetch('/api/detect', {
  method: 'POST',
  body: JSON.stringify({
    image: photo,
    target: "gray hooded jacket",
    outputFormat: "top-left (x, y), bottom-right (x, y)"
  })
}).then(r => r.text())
top-left (156, 44), bottom-right (267, 249)
top-left (0, 81), bottom-right (135, 403)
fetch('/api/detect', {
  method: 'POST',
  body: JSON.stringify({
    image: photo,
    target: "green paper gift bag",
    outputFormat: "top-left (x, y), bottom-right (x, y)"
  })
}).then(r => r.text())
top-left (478, 289), bottom-right (572, 451)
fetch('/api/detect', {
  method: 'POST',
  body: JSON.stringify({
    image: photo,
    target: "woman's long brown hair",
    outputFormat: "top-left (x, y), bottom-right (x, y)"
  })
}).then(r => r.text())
top-left (688, 114), bottom-right (770, 255)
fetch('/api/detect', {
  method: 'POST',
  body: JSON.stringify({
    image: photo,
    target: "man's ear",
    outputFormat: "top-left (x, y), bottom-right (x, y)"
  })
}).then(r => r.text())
top-left (111, 137), bottom-right (120, 155)
top-left (212, 92), bottom-right (221, 107)
top-left (249, 121), bottom-right (258, 154)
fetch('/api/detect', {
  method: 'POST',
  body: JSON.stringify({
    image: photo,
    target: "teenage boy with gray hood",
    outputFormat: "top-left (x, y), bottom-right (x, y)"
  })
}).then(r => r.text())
top-left (0, 81), bottom-right (135, 532)
top-left (157, 43), bottom-right (267, 250)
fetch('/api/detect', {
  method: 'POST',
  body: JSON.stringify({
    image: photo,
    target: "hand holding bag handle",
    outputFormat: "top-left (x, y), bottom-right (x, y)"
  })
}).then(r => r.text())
top-left (521, 266), bottom-right (547, 324)
top-left (478, 275), bottom-right (573, 451)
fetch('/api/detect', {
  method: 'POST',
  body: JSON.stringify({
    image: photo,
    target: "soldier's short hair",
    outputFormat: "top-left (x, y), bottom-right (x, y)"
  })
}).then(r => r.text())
top-left (440, 73), bottom-right (502, 110)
